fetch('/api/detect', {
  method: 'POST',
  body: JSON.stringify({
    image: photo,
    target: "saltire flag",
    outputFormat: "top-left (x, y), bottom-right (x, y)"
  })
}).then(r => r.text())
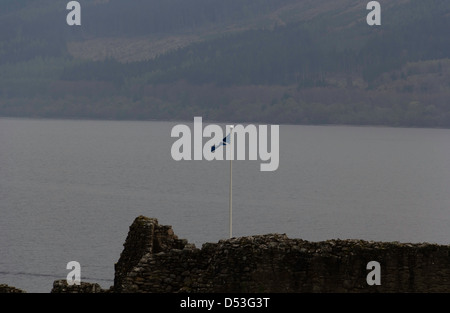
top-left (211, 133), bottom-right (230, 152)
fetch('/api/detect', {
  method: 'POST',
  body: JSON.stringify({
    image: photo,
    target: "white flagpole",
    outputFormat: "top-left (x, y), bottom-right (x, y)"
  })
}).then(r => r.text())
top-left (229, 125), bottom-right (234, 239)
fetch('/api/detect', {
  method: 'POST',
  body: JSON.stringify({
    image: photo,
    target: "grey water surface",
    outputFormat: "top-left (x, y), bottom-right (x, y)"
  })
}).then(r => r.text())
top-left (1, 118), bottom-right (450, 292)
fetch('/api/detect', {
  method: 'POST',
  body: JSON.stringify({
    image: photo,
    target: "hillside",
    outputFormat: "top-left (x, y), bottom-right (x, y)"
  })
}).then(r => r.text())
top-left (1, 0), bottom-right (450, 127)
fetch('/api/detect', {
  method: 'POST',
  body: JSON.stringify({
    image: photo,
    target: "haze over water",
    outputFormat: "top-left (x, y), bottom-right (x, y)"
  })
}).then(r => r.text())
top-left (1, 117), bottom-right (450, 292)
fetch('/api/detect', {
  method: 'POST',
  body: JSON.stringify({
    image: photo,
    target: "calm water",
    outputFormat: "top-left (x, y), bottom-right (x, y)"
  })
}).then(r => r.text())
top-left (1, 118), bottom-right (450, 293)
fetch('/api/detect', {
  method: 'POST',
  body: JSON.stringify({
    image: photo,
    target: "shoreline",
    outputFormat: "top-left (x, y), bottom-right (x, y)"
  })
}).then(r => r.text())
top-left (2, 115), bottom-right (450, 131)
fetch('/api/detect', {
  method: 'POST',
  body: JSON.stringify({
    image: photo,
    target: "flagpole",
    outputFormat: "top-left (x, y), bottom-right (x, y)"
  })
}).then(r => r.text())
top-left (229, 125), bottom-right (234, 239)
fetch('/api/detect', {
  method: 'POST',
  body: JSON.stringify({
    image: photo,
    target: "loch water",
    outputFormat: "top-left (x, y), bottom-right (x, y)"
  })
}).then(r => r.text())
top-left (1, 117), bottom-right (450, 292)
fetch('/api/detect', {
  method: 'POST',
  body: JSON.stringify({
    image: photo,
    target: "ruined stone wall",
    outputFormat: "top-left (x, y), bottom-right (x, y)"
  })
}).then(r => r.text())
top-left (112, 216), bottom-right (450, 293)
top-left (0, 284), bottom-right (26, 293)
top-left (113, 216), bottom-right (188, 293)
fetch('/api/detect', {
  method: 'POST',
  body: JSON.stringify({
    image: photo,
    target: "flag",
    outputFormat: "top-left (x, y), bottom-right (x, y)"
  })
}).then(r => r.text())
top-left (211, 133), bottom-right (230, 152)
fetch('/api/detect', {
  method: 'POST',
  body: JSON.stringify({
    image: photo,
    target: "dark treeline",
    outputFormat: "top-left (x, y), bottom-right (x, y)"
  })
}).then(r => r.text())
top-left (60, 2), bottom-right (450, 88)
top-left (2, 0), bottom-right (450, 128)
top-left (0, 1), bottom-right (67, 64)
top-left (0, 0), bottom-right (295, 64)
top-left (3, 0), bottom-right (450, 86)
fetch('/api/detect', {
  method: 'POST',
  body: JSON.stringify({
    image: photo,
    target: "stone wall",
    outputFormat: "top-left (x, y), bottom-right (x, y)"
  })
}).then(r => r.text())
top-left (4, 215), bottom-right (450, 293)
top-left (113, 215), bottom-right (188, 292)
top-left (0, 284), bottom-right (26, 293)
top-left (112, 216), bottom-right (450, 293)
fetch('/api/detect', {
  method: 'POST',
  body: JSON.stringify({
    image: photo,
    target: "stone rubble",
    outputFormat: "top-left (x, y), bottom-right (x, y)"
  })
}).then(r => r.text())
top-left (0, 284), bottom-right (26, 293)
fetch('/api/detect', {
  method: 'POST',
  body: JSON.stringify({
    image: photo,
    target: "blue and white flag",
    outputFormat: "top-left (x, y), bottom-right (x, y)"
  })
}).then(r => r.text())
top-left (211, 133), bottom-right (230, 152)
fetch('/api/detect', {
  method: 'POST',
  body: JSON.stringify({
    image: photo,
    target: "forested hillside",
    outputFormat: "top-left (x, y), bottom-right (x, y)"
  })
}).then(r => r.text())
top-left (1, 0), bottom-right (450, 127)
